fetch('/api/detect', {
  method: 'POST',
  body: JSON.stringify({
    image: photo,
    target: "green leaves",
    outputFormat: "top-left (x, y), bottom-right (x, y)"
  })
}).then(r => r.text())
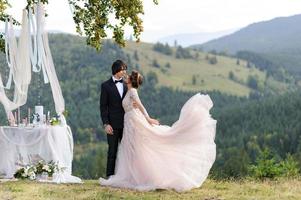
top-left (0, 0), bottom-right (20, 52)
top-left (279, 154), bottom-right (300, 178)
top-left (249, 149), bottom-right (282, 179)
top-left (249, 148), bottom-right (300, 179)
top-left (0, 0), bottom-right (158, 52)
top-left (68, 0), bottom-right (156, 51)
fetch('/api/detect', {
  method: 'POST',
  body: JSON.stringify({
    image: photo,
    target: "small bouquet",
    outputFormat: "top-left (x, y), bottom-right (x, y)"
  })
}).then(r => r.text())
top-left (36, 160), bottom-right (59, 177)
top-left (49, 114), bottom-right (61, 126)
top-left (13, 165), bottom-right (37, 180)
top-left (14, 160), bottom-right (60, 180)
top-left (49, 111), bottom-right (68, 126)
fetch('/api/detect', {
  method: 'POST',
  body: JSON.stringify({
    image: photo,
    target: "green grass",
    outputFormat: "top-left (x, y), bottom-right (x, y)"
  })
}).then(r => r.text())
top-left (1, 179), bottom-right (301, 200)
top-left (124, 41), bottom-right (289, 96)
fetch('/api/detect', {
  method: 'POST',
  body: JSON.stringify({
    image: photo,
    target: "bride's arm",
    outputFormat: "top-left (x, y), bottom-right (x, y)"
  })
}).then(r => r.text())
top-left (130, 89), bottom-right (149, 117)
top-left (130, 89), bottom-right (159, 125)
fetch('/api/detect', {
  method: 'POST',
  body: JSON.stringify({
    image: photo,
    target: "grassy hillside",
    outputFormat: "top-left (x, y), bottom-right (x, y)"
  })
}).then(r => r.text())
top-left (1, 179), bottom-right (301, 200)
top-left (124, 41), bottom-right (288, 96)
top-left (0, 34), bottom-right (291, 101)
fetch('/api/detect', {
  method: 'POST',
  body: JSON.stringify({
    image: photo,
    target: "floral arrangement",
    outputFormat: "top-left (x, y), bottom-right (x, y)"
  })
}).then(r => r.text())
top-left (49, 114), bottom-right (61, 126)
top-left (49, 111), bottom-right (68, 126)
top-left (14, 160), bottom-right (61, 180)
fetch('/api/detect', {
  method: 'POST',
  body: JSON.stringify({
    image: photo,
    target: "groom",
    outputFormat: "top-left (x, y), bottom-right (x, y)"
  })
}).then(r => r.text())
top-left (100, 60), bottom-right (128, 177)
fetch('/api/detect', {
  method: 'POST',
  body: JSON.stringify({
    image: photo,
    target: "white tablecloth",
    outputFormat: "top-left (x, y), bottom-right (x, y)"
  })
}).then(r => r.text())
top-left (0, 125), bottom-right (81, 183)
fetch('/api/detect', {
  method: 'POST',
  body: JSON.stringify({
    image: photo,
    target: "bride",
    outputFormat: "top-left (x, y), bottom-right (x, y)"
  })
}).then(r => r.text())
top-left (99, 71), bottom-right (216, 192)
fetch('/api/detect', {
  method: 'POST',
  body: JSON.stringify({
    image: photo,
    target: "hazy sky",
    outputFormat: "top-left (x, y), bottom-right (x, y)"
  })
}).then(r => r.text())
top-left (4, 0), bottom-right (301, 42)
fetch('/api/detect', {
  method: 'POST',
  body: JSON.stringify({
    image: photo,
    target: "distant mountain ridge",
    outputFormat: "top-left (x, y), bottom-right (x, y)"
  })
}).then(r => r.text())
top-left (157, 29), bottom-right (237, 47)
top-left (197, 14), bottom-right (301, 54)
top-left (194, 14), bottom-right (301, 79)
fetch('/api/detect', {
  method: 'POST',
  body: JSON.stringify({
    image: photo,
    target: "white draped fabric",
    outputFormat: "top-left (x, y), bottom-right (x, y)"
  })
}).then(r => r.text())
top-left (0, 10), bottom-right (31, 117)
top-left (0, 125), bottom-right (81, 183)
top-left (0, 3), bottom-right (65, 118)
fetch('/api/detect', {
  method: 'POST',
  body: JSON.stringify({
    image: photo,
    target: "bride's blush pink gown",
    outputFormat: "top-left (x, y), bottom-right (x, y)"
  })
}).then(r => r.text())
top-left (99, 88), bottom-right (216, 191)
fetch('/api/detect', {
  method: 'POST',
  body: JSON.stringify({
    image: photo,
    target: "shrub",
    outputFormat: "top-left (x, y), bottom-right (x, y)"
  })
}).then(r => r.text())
top-left (165, 62), bottom-right (171, 68)
top-left (249, 149), bottom-right (282, 179)
top-left (175, 46), bottom-right (193, 59)
top-left (153, 42), bottom-right (173, 55)
top-left (209, 56), bottom-right (218, 65)
top-left (279, 154), bottom-right (300, 177)
top-left (146, 71), bottom-right (158, 85)
top-left (152, 59), bottom-right (160, 68)
top-left (247, 75), bottom-right (258, 90)
top-left (192, 75), bottom-right (197, 85)
top-left (249, 149), bottom-right (300, 179)
top-left (229, 71), bottom-right (235, 80)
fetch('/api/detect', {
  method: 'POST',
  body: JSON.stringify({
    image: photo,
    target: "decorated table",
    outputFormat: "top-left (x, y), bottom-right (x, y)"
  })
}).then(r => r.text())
top-left (0, 125), bottom-right (81, 183)
top-left (0, 2), bottom-right (82, 184)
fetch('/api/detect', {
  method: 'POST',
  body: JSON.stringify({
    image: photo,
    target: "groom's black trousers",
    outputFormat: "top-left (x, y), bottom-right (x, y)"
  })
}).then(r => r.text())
top-left (106, 128), bottom-right (123, 177)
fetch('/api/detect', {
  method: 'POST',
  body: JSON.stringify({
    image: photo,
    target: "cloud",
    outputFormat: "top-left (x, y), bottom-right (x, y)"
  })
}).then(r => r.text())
top-left (3, 0), bottom-right (301, 43)
top-left (141, 0), bottom-right (301, 41)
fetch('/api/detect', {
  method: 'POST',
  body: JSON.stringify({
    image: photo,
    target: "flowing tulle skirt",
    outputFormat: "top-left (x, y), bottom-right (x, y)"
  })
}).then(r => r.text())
top-left (99, 93), bottom-right (216, 191)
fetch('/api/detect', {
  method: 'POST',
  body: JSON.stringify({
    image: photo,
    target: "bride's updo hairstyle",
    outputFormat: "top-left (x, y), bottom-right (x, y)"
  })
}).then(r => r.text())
top-left (130, 70), bottom-right (143, 89)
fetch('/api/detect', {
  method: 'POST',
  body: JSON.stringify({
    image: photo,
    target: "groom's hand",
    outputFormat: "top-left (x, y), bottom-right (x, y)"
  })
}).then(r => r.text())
top-left (104, 124), bottom-right (113, 135)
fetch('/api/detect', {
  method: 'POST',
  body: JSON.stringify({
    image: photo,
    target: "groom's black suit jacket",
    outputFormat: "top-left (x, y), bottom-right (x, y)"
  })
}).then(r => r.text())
top-left (100, 78), bottom-right (128, 129)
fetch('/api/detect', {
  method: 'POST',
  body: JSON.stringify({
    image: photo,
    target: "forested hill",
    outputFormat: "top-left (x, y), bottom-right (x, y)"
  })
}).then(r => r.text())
top-left (0, 33), bottom-right (292, 128)
top-left (213, 90), bottom-right (301, 177)
top-left (0, 29), bottom-right (297, 105)
top-left (48, 33), bottom-right (292, 97)
top-left (0, 34), bottom-right (301, 180)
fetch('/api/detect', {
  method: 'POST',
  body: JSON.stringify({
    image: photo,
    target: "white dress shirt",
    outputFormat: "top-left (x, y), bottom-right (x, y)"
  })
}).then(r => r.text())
top-left (112, 76), bottom-right (124, 98)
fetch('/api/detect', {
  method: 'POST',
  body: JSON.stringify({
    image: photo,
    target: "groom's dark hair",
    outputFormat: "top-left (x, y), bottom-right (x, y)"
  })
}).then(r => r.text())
top-left (112, 60), bottom-right (127, 75)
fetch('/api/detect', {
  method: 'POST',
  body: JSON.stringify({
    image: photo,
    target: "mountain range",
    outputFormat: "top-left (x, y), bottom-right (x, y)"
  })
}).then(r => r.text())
top-left (157, 28), bottom-right (237, 47)
top-left (193, 14), bottom-right (301, 79)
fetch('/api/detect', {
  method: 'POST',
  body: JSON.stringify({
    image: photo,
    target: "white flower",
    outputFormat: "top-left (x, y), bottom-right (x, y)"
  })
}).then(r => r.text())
top-left (24, 168), bottom-right (29, 176)
top-left (42, 165), bottom-right (50, 171)
top-left (29, 172), bottom-right (36, 180)
top-left (32, 167), bottom-right (37, 173)
top-left (14, 160), bottom-right (61, 180)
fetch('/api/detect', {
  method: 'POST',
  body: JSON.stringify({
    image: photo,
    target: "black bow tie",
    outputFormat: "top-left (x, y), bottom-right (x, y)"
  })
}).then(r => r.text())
top-left (114, 79), bottom-right (123, 84)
